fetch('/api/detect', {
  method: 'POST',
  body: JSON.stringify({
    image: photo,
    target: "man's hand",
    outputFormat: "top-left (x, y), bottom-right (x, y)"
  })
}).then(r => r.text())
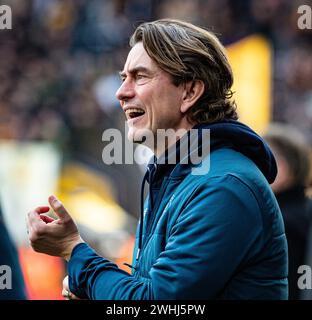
top-left (62, 276), bottom-right (82, 300)
top-left (27, 195), bottom-right (84, 261)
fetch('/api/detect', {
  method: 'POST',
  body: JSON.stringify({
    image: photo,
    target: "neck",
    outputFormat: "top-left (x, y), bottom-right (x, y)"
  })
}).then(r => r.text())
top-left (154, 128), bottom-right (194, 158)
top-left (154, 119), bottom-right (196, 157)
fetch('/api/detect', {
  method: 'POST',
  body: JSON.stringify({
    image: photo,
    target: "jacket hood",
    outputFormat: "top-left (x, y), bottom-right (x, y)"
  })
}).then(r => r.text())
top-left (151, 120), bottom-right (277, 184)
top-left (192, 120), bottom-right (277, 184)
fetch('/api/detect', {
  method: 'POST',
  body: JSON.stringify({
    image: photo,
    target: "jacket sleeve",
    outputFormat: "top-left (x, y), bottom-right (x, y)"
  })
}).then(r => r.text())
top-left (68, 175), bottom-right (263, 299)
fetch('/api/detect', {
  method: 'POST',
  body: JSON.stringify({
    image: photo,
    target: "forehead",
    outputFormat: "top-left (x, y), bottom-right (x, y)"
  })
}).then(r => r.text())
top-left (122, 42), bottom-right (158, 73)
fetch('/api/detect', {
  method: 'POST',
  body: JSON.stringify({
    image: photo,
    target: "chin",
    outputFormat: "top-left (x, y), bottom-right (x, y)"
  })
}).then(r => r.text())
top-left (128, 126), bottom-right (154, 147)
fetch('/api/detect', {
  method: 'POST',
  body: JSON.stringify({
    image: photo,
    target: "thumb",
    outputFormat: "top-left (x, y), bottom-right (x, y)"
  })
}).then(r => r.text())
top-left (49, 195), bottom-right (71, 221)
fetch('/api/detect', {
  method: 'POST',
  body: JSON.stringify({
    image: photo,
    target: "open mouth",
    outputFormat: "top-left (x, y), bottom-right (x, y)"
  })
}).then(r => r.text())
top-left (125, 108), bottom-right (145, 120)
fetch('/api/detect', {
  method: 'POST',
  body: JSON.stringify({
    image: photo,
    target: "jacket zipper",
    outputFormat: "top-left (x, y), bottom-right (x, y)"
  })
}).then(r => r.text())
top-left (140, 176), bottom-right (171, 254)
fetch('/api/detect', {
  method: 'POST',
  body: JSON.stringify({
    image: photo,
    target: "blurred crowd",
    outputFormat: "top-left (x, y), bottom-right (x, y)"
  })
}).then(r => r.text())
top-left (0, 0), bottom-right (312, 299)
top-left (1, 0), bottom-right (311, 213)
top-left (1, 0), bottom-right (312, 148)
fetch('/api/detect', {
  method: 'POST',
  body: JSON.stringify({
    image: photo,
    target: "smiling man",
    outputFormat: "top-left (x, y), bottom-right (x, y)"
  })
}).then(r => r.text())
top-left (27, 19), bottom-right (288, 300)
top-left (117, 40), bottom-right (201, 154)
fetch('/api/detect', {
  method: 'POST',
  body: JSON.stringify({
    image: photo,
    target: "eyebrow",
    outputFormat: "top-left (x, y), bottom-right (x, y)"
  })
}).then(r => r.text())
top-left (119, 66), bottom-right (153, 78)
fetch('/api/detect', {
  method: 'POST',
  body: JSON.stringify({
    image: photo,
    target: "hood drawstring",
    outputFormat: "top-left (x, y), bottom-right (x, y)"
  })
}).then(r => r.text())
top-left (136, 162), bottom-right (157, 261)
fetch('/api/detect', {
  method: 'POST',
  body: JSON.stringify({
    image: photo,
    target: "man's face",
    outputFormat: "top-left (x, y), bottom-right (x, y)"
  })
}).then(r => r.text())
top-left (116, 42), bottom-right (191, 148)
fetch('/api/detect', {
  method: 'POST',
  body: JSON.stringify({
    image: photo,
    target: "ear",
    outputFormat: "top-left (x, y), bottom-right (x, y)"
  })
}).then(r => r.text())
top-left (180, 80), bottom-right (205, 114)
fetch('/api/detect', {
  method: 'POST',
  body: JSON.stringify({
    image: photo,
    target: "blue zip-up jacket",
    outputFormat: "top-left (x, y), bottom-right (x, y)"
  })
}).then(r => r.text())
top-left (68, 120), bottom-right (288, 299)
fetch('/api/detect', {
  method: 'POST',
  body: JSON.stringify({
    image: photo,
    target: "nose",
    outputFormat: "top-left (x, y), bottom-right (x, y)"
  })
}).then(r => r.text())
top-left (115, 78), bottom-right (135, 103)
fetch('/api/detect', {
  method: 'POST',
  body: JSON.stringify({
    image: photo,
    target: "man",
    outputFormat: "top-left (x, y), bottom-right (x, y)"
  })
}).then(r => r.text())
top-left (27, 19), bottom-right (288, 299)
top-left (264, 123), bottom-right (311, 300)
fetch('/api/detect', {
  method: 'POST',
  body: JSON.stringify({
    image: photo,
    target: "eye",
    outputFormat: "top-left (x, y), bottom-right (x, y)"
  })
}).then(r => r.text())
top-left (135, 74), bottom-right (149, 84)
top-left (136, 74), bottom-right (146, 80)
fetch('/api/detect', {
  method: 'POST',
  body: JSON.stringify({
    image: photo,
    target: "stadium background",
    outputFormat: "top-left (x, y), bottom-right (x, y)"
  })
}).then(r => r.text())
top-left (0, 0), bottom-right (311, 299)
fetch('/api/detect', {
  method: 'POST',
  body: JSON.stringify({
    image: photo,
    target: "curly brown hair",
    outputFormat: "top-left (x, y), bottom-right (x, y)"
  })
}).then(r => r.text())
top-left (130, 19), bottom-right (238, 124)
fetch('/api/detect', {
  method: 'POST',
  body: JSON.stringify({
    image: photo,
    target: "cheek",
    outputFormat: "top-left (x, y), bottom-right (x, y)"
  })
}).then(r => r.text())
top-left (140, 84), bottom-right (183, 122)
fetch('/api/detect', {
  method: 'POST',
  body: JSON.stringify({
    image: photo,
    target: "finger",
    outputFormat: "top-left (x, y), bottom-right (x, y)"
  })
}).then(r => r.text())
top-left (40, 214), bottom-right (55, 224)
top-left (27, 207), bottom-right (50, 230)
top-left (63, 290), bottom-right (79, 300)
top-left (48, 195), bottom-right (71, 221)
top-left (62, 289), bottom-right (71, 300)
top-left (35, 206), bottom-right (50, 214)
top-left (27, 209), bottom-right (47, 226)
top-left (63, 276), bottom-right (69, 291)
top-left (25, 212), bottom-right (30, 234)
top-left (27, 211), bottom-right (48, 244)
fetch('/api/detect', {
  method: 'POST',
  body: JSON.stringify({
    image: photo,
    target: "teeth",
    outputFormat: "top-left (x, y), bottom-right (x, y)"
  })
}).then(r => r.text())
top-left (125, 108), bottom-right (145, 117)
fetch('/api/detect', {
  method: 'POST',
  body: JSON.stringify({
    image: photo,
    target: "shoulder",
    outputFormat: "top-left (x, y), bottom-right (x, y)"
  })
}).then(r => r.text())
top-left (176, 147), bottom-right (280, 223)
top-left (182, 147), bottom-right (268, 196)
